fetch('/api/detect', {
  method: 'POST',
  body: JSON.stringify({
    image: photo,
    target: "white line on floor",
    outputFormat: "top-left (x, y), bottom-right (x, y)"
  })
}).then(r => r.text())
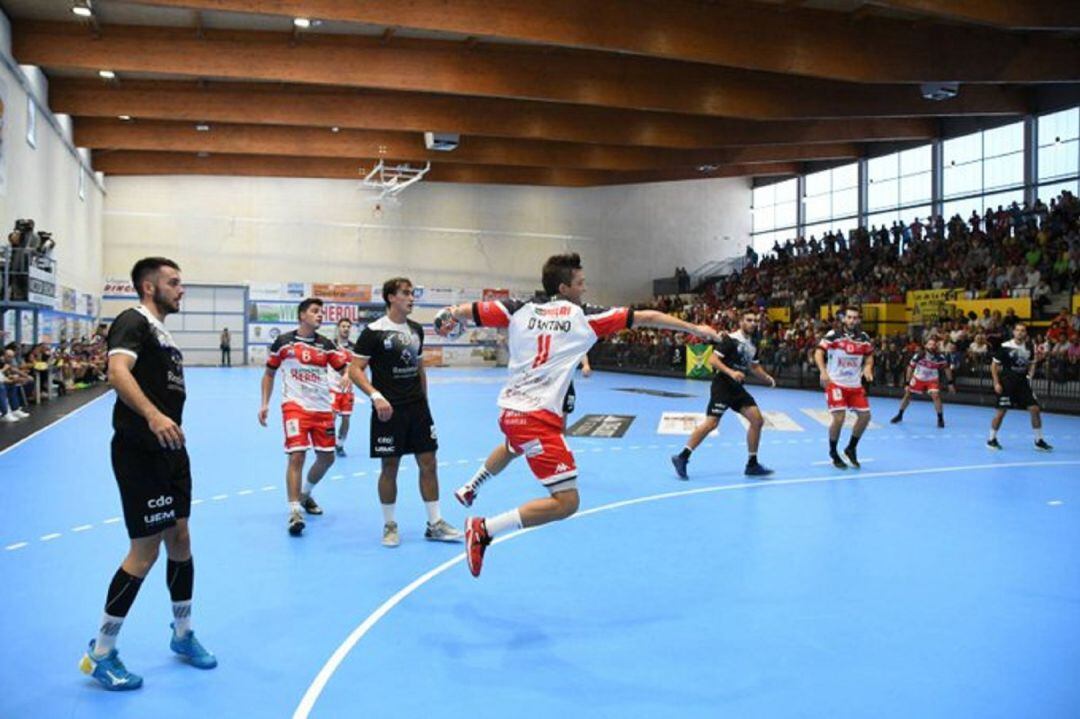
top-left (212, 494), bottom-right (229, 501)
top-left (352, 472), bottom-right (367, 477)
top-left (40, 533), bottom-right (61, 541)
top-left (262, 485), bottom-right (276, 491)
top-left (5, 542), bottom-right (28, 551)
top-left (237, 489), bottom-right (254, 496)
top-left (103, 517), bottom-right (121, 524)
top-left (72, 525), bottom-right (93, 532)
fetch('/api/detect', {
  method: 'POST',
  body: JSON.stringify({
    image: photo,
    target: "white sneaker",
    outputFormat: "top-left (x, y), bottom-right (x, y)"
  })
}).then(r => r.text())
top-left (382, 521), bottom-right (400, 548)
top-left (424, 518), bottom-right (464, 542)
top-left (14, 409), bottom-right (29, 419)
top-left (0, 413), bottom-right (17, 424)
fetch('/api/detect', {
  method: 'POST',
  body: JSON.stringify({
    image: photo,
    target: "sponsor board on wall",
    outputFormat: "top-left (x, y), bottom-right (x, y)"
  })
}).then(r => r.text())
top-left (566, 414), bottom-right (636, 438)
top-left (28, 256), bottom-right (57, 308)
top-left (313, 283), bottom-right (373, 303)
top-left (61, 286), bottom-right (78, 312)
top-left (103, 278), bottom-right (138, 298)
top-left (657, 412), bottom-right (718, 436)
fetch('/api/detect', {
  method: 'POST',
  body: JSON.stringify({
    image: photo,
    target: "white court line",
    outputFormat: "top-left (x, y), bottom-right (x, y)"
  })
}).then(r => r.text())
top-left (237, 489), bottom-right (255, 496)
top-left (212, 494), bottom-right (229, 501)
top-left (40, 533), bottom-right (61, 542)
top-left (5, 542), bottom-right (28, 551)
top-left (0, 391), bottom-right (111, 458)
top-left (330, 475), bottom-right (345, 480)
top-left (72, 525), bottom-right (93, 532)
top-left (102, 517), bottom-right (121, 524)
top-left (811, 458), bottom-right (877, 466)
top-left (292, 458), bottom-right (1080, 719)
top-left (262, 486), bottom-right (276, 492)
top-left (352, 472), bottom-right (367, 477)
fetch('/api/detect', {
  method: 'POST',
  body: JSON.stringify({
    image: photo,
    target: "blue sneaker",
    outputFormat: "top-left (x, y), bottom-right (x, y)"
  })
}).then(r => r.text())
top-left (80, 640), bottom-right (143, 691)
top-left (744, 462), bottom-right (774, 477)
top-left (170, 624), bottom-right (217, 669)
top-left (670, 454), bottom-right (689, 480)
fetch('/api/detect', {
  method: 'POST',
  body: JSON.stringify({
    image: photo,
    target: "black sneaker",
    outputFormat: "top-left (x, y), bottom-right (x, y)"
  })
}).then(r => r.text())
top-left (842, 446), bottom-right (860, 469)
top-left (1034, 439), bottom-right (1053, 452)
top-left (288, 510), bottom-right (305, 536)
top-left (335, 445), bottom-right (346, 458)
top-left (745, 462), bottom-right (774, 477)
top-left (830, 453), bottom-right (848, 470)
top-left (300, 494), bottom-right (323, 515)
top-left (890, 414), bottom-right (903, 424)
top-left (986, 438), bottom-right (1002, 451)
top-left (937, 417), bottom-right (945, 428)
top-left (670, 454), bottom-right (689, 480)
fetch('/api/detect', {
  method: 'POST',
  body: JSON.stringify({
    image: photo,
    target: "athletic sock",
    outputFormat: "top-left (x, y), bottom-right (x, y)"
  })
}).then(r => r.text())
top-left (746, 453), bottom-right (759, 466)
top-left (96, 568), bottom-right (145, 656)
top-left (988, 428), bottom-right (998, 440)
top-left (829, 439), bottom-right (839, 455)
top-left (301, 479), bottom-right (316, 497)
top-left (381, 503), bottom-right (396, 524)
top-left (288, 500), bottom-right (301, 514)
top-left (937, 412), bottom-right (944, 422)
top-left (1034, 427), bottom-right (1044, 441)
top-left (895, 409), bottom-right (904, 419)
top-left (846, 434), bottom-right (862, 451)
top-left (465, 466), bottom-right (493, 492)
top-left (424, 501), bottom-right (441, 524)
top-left (485, 509), bottom-right (522, 537)
top-left (679, 447), bottom-right (693, 461)
top-left (166, 558), bottom-right (194, 637)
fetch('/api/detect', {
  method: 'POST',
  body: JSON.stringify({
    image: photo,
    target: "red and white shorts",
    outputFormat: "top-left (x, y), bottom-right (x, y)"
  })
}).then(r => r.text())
top-left (498, 409), bottom-right (578, 492)
top-left (908, 377), bottom-right (940, 395)
top-left (331, 390), bottom-right (355, 416)
top-left (825, 383), bottom-right (870, 412)
top-left (282, 402), bottom-right (336, 453)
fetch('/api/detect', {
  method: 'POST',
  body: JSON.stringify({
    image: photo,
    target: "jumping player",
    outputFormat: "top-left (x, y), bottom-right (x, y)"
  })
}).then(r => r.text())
top-left (348, 277), bottom-right (462, 547)
top-left (890, 335), bottom-right (955, 427)
top-left (437, 253), bottom-right (719, 577)
top-left (814, 307), bottom-right (874, 469)
top-left (80, 257), bottom-right (215, 691)
top-left (329, 318), bottom-right (355, 457)
top-left (258, 298), bottom-right (349, 536)
top-left (987, 323), bottom-right (1053, 451)
top-left (672, 309), bottom-right (776, 479)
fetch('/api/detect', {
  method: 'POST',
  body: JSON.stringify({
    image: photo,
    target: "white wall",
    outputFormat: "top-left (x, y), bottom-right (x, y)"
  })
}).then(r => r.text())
top-left (103, 174), bottom-right (750, 305)
top-left (0, 12), bottom-right (104, 297)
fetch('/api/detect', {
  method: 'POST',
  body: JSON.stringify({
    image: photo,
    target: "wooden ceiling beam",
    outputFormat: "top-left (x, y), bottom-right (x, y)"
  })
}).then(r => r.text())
top-left (12, 21), bottom-right (1027, 120)
top-left (73, 117), bottom-right (862, 171)
top-left (90, 150), bottom-right (796, 186)
top-left (50, 78), bottom-right (941, 150)
top-left (863, 1), bottom-right (1080, 30)
top-left (122, 0), bottom-right (1080, 82)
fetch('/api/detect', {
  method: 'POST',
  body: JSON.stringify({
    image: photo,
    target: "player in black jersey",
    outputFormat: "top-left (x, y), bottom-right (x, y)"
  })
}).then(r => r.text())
top-left (348, 277), bottom-right (462, 547)
top-left (672, 310), bottom-right (776, 479)
top-left (987, 323), bottom-right (1053, 451)
top-left (80, 258), bottom-right (215, 692)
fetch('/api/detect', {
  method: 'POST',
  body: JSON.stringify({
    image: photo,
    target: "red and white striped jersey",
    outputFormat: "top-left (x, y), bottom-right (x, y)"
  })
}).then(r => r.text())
top-left (328, 339), bottom-right (354, 396)
top-left (473, 298), bottom-right (633, 416)
top-left (817, 329), bottom-right (873, 388)
top-left (909, 350), bottom-right (948, 382)
top-left (266, 330), bottom-right (349, 412)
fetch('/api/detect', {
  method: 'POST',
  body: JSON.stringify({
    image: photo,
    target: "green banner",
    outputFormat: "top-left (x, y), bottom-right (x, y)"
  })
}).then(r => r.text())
top-left (686, 343), bottom-right (713, 378)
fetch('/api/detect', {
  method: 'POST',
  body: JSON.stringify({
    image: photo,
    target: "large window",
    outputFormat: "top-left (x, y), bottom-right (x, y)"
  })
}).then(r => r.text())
top-left (751, 178), bottom-right (797, 254)
top-left (1037, 106), bottom-right (1079, 200)
top-left (866, 144), bottom-right (932, 230)
top-left (801, 163), bottom-right (858, 239)
top-left (943, 121), bottom-right (1024, 207)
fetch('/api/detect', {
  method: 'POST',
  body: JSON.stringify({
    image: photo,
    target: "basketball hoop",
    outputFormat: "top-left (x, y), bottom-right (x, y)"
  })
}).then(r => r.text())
top-left (360, 160), bottom-right (431, 201)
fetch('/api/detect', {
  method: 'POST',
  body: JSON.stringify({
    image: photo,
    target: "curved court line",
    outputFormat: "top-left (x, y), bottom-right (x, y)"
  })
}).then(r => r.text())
top-left (293, 458), bottom-right (1080, 719)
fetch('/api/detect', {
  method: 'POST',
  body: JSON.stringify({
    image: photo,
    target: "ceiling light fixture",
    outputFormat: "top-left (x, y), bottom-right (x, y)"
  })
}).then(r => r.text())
top-left (98, 69), bottom-right (116, 79)
top-left (118, 114), bottom-right (132, 121)
top-left (331, 126), bottom-right (340, 133)
top-left (72, 5), bottom-right (93, 17)
top-left (195, 123), bottom-right (210, 132)
top-left (293, 17), bottom-right (311, 29)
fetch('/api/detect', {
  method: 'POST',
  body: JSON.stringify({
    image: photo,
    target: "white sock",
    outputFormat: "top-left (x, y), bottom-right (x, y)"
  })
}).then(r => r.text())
top-left (382, 503), bottom-right (396, 524)
top-left (425, 501), bottom-right (441, 525)
top-left (172, 600), bottom-right (192, 637)
top-left (94, 613), bottom-right (124, 657)
top-left (485, 508), bottom-right (523, 537)
top-left (302, 479), bottom-right (316, 497)
top-left (288, 500), bottom-right (301, 513)
top-left (1034, 427), bottom-right (1044, 441)
top-left (988, 428), bottom-right (998, 440)
top-left (465, 466), bottom-right (493, 492)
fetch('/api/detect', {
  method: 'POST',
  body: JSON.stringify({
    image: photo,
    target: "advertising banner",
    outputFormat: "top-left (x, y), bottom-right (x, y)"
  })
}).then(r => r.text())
top-left (908, 289), bottom-right (958, 324)
top-left (313, 283), bottom-right (372, 303)
top-left (27, 255), bottom-right (57, 308)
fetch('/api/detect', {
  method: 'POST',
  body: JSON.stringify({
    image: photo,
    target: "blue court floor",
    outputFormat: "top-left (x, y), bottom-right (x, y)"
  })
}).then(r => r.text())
top-left (2, 367), bottom-right (1078, 718)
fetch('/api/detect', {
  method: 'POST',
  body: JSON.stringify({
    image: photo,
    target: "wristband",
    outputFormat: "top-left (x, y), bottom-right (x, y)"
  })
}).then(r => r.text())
top-left (370, 391), bottom-right (385, 402)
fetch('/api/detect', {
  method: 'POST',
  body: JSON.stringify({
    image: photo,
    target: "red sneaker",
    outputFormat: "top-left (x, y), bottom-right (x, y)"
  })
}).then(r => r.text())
top-left (454, 485), bottom-right (475, 508)
top-left (465, 517), bottom-right (490, 578)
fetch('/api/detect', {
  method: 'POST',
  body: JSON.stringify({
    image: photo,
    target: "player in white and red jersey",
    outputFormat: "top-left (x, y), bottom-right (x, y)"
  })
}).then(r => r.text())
top-left (813, 306), bottom-right (875, 470)
top-left (258, 298), bottom-right (349, 536)
top-left (328, 318), bottom-right (355, 457)
top-left (890, 335), bottom-right (955, 427)
top-left (437, 253), bottom-right (720, 578)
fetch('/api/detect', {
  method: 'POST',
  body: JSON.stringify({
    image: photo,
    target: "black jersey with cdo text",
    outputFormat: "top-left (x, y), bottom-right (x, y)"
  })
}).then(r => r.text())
top-left (713, 330), bottom-right (759, 385)
top-left (107, 306), bottom-right (186, 448)
top-left (993, 339), bottom-right (1034, 378)
top-left (353, 316), bottom-right (426, 405)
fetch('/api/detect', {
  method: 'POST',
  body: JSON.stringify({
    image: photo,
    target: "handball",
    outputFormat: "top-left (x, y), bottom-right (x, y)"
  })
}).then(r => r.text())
top-left (434, 308), bottom-right (464, 339)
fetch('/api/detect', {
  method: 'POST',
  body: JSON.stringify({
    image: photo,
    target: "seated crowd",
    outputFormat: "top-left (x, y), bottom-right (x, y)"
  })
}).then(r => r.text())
top-left (0, 333), bottom-right (108, 424)
top-left (594, 190), bottom-right (1080, 386)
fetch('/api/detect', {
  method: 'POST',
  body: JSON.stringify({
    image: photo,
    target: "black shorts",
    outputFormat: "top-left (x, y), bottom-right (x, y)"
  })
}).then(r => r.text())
top-left (996, 377), bottom-right (1039, 409)
top-left (707, 378), bottom-right (757, 416)
top-left (111, 435), bottom-right (192, 539)
top-left (370, 400), bottom-right (439, 458)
